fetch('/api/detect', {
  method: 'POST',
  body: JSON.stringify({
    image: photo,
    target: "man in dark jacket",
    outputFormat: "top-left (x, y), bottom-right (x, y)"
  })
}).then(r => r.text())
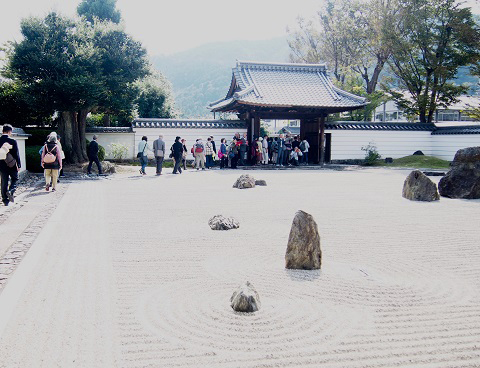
top-left (0, 124), bottom-right (21, 206)
top-left (171, 136), bottom-right (184, 174)
top-left (87, 135), bottom-right (102, 175)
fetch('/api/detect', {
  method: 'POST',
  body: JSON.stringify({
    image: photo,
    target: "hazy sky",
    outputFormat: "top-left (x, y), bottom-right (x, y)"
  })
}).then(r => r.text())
top-left (0, 0), bottom-right (322, 56)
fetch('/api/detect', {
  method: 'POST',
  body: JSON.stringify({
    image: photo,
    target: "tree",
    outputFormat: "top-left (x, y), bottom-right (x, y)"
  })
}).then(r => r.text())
top-left (287, 0), bottom-right (397, 94)
top-left (136, 71), bottom-right (176, 118)
top-left (384, 0), bottom-right (480, 123)
top-left (77, 0), bottom-right (121, 24)
top-left (3, 12), bottom-right (149, 162)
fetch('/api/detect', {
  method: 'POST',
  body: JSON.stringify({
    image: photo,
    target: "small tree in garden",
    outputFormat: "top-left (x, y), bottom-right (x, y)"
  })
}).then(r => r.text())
top-left (361, 142), bottom-right (381, 165)
top-left (109, 143), bottom-right (128, 161)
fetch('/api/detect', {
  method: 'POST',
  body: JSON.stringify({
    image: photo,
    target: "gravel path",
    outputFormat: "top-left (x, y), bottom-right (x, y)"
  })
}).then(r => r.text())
top-left (0, 167), bottom-right (479, 367)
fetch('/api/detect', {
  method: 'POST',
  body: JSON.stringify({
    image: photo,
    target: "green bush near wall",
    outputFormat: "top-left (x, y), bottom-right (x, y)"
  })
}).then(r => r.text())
top-left (25, 146), bottom-right (43, 173)
top-left (23, 128), bottom-right (52, 146)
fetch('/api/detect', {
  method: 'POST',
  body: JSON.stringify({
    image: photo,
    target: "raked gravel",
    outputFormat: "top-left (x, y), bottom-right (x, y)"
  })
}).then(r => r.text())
top-left (0, 167), bottom-right (479, 367)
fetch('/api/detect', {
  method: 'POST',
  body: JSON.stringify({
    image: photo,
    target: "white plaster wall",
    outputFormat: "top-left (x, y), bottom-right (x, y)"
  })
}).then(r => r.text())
top-left (134, 127), bottom-right (248, 157)
top-left (328, 130), bottom-right (434, 160)
top-left (431, 135), bottom-right (480, 161)
top-left (85, 133), bottom-right (135, 159)
top-left (15, 137), bottom-right (28, 173)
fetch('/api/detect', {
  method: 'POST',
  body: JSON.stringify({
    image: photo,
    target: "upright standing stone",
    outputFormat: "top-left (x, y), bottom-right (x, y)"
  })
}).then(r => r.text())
top-left (285, 210), bottom-right (322, 270)
top-left (230, 281), bottom-right (261, 312)
top-left (402, 170), bottom-right (440, 201)
top-left (438, 146), bottom-right (480, 199)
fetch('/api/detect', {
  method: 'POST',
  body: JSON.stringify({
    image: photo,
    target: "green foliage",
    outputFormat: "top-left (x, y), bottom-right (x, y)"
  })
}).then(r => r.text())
top-left (136, 71), bottom-right (176, 118)
top-left (77, 0), bottom-right (121, 24)
top-left (3, 11), bottom-right (152, 162)
top-left (361, 142), bottom-right (381, 165)
top-left (108, 143), bottom-right (128, 160)
top-left (23, 128), bottom-right (54, 146)
top-left (25, 146), bottom-right (43, 173)
top-left (384, 0), bottom-right (480, 123)
top-left (376, 155), bottom-right (450, 169)
top-left (98, 144), bottom-right (106, 161)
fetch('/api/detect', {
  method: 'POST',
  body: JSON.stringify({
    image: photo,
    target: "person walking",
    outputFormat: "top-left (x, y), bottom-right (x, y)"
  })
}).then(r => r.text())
top-left (57, 134), bottom-right (66, 178)
top-left (193, 138), bottom-right (205, 170)
top-left (205, 137), bottom-right (214, 169)
top-left (276, 134), bottom-right (285, 166)
top-left (171, 136), bottom-right (184, 174)
top-left (181, 139), bottom-right (188, 170)
top-left (87, 135), bottom-right (103, 175)
top-left (262, 135), bottom-right (269, 165)
top-left (138, 136), bottom-right (151, 175)
top-left (239, 133), bottom-right (247, 166)
top-left (0, 124), bottom-right (21, 206)
top-left (219, 138), bottom-right (227, 169)
top-left (300, 137), bottom-right (310, 165)
top-left (41, 133), bottom-right (62, 192)
top-left (153, 134), bottom-right (166, 175)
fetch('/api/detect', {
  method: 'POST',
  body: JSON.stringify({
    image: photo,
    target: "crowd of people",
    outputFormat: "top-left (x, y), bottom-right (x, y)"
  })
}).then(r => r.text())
top-left (137, 133), bottom-right (311, 175)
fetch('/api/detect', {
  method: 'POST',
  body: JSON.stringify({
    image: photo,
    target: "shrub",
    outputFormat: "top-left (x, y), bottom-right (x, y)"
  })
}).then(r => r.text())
top-left (361, 142), bottom-right (381, 166)
top-left (25, 145), bottom-right (43, 173)
top-left (108, 143), bottom-right (128, 161)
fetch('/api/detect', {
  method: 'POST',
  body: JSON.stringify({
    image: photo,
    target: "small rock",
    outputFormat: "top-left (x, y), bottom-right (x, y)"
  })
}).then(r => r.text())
top-left (230, 281), bottom-right (261, 312)
top-left (208, 215), bottom-right (239, 230)
top-left (82, 161), bottom-right (116, 174)
top-left (413, 150), bottom-right (424, 156)
top-left (402, 170), bottom-right (440, 201)
top-left (233, 174), bottom-right (256, 189)
top-left (255, 179), bottom-right (267, 186)
top-left (384, 157), bottom-right (393, 164)
top-left (285, 210), bottom-right (322, 270)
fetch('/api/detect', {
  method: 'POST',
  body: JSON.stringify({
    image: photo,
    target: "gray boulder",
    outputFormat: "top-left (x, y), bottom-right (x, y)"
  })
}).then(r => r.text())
top-left (255, 179), bottom-right (267, 186)
top-left (438, 146), bottom-right (480, 199)
top-left (285, 210), bottom-right (322, 270)
top-left (233, 174), bottom-right (256, 189)
top-left (402, 170), bottom-right (440, 201)
top-left (230, 281), bottom-right (261, 313)
top-left (82, 161), bottom-right (116, 174)
top-left (208, 215), bottom-right (239, 230)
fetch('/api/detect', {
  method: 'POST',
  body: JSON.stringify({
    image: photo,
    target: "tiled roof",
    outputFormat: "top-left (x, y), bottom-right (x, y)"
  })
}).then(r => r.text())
top-left (431, 125), bottom-right (480, 135)
top-left (133, 118), bottom-right (246, 129)
top-left (209, 61), bottom-right (368, 111)
top-left (325, 122), bottom-right (437, 131)
top-left (86, 127), bottom-right (133, 133)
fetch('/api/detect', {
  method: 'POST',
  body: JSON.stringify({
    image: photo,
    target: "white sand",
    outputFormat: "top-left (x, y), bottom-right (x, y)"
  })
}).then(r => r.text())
top-left (0, 167), bottom-right (479, 367)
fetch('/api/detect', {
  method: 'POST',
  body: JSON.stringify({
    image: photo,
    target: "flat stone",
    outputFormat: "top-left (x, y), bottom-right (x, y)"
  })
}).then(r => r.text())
top-left (230, 281), bottom-right (261, 313)
top-left (255, 179), bottom-right (267, 186)
top-left (285, 210), bottom-right (322, 270)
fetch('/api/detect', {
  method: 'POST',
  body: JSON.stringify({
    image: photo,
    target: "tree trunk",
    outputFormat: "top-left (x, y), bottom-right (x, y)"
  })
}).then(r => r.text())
top-left (103, 114), bottom-right (111, 127)
top-left (367, 57), bottom-right (386, 94)
top-left (78, 109), bottom-right (89, 161)
top-left (59, 110), bottom-right (89, 163)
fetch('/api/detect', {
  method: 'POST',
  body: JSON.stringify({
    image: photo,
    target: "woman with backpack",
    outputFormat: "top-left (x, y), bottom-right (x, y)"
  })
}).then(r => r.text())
top-left (41, 132), bottom-right (62, 192)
